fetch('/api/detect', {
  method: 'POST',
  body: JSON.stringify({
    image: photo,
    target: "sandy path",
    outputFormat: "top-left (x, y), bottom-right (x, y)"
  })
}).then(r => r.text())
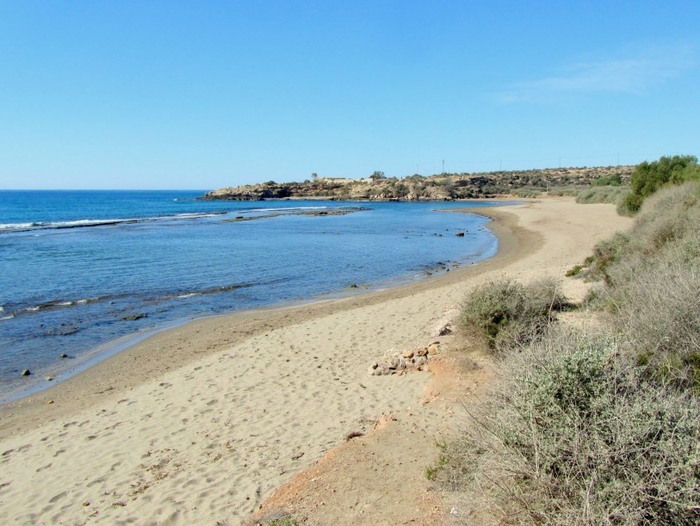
top-left (0, 198), bottom-right (632, 525)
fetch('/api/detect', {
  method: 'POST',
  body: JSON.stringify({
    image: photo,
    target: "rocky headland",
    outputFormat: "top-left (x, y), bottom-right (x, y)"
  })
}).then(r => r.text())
top-left (202, 165), bottom-right (633, 201)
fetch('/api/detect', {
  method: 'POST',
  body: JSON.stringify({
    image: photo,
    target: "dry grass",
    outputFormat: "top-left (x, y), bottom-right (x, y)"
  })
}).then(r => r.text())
top-left (575, 185), bottom-right (628, 205)
top-left (434, 182), bottom-right (700, 524)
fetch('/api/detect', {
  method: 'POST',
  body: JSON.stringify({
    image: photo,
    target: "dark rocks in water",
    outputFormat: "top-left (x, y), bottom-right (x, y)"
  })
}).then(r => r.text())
top-left (60, 353), bottom-right (69, 359)
top-left (455, 231), bottom-right (465, 237)
top-left (21, 369), bottom-right (31, 376)
top-left (121, 313), bottom-right (148, 321)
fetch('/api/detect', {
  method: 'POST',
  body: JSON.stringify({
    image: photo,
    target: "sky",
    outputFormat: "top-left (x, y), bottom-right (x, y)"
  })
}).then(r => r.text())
top-left (1, 1), bottom-right (699, 190)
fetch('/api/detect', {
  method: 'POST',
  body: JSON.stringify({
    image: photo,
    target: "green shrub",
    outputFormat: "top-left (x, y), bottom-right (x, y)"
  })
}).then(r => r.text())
top-left (620, 155), bottom-right (698, 214)
top-left (459, 278), bottom-right (568, 354)
top-left (591, 174), bottom-right (623, 186)
top-left (566, 264), bottom-right (583, 277)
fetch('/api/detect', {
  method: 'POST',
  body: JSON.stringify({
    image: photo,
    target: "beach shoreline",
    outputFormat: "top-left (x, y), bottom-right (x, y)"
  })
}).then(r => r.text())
top-left (0, 202), bottom-right (518, 435)
top-left (0, 198), bottom-right (502, 406)
top-left (0, 197), bottom-right (632, 525)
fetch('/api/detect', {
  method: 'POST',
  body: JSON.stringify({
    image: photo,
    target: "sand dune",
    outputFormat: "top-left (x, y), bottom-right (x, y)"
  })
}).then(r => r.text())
top-left (0, 198), bottom-right (632, 525)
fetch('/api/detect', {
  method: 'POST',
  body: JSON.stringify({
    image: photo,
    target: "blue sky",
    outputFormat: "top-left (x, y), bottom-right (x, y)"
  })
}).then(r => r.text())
top-left (1, 1), bottom-right (698, 190)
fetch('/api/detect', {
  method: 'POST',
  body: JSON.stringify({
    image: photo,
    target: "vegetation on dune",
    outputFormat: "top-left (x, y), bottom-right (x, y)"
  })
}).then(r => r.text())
top-left (431, 175), bottom-right (700, 524)
top-left (459, 278), bottom-right (568, 354)
top-left (618, 155), bottom-right (699, 215)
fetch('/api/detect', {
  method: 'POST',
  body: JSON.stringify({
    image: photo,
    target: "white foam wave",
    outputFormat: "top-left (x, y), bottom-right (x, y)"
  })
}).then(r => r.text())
top-left (0, 212), bottom-right (225, 233)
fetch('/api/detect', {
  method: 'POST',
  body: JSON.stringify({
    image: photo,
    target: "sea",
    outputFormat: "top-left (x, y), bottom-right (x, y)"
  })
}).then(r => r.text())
top-left (0, 190), bottom-right (504, 401)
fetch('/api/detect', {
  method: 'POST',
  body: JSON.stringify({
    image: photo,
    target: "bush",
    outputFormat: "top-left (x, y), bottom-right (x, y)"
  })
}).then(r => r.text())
top-left (620, 155), bottom-right (698, 214)
top-left (587, 182), bottom-right (700, 389)
top-left (435, 328), bottom-right (700, 525)
top-left (591, 174), bottom-right (623, 187)
top-left (459, 278), bottom-right (568, 354)
top-left (576, 185), bottom-right (628, 205)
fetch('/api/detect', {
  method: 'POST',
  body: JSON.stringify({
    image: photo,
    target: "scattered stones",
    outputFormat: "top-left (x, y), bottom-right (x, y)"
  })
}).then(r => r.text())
top-left (414, 355), bottom-right (428, 366)
top-left (455, 231), bottom-right (465, 237)
top-left (20, 369), bottom-right (31, 376)
top-left (369, 342), bottom-right (440, 376)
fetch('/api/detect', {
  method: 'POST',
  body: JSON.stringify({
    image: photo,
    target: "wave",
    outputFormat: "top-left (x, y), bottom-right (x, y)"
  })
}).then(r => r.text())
top-left (17, 297), bottom-right (102, 315)
top-left (0, 212), bottom-right (227, 234)
top-left (6, 283), bottom-right (254, 319)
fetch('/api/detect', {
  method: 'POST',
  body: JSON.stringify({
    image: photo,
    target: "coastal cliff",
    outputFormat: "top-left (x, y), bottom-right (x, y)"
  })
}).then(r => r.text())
top-left (202, 165), bottom-right (633, 201)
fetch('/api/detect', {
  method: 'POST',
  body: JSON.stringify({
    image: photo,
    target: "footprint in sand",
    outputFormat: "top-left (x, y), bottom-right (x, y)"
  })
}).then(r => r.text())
top-left (48, 490), bottom-right (67, 503)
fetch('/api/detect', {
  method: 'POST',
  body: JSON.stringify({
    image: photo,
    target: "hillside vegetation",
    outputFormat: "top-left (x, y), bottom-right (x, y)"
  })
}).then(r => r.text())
top-left (432, 177), bottom-right (700, 524)
top-left (202, 165), bottom-right (633, 201)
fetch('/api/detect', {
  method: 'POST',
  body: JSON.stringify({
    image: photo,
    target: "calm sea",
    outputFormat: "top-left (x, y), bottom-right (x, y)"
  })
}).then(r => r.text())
top-left (0, 190), bottom-right (502, 401)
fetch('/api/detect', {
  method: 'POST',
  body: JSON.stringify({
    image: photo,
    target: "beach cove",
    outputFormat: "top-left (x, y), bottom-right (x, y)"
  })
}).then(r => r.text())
top-left (0, 198), bottom-right (632, 525)
top-left (0, 192), bottom-right (500, 402)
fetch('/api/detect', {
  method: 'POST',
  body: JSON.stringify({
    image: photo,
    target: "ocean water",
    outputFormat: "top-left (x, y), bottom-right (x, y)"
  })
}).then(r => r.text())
top-left (0, 190), bottom-right (503, 400)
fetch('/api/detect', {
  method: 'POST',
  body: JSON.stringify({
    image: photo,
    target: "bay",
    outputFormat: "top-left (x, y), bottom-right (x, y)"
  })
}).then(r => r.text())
top-left (0, 190), bottom-right (503, 400)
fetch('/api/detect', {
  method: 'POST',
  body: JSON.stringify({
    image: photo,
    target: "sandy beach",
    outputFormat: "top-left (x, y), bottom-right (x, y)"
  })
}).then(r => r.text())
top-left (0, 198), bottom-right (632, 525)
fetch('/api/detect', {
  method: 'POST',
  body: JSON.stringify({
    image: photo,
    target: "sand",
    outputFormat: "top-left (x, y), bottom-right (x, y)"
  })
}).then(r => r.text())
top-left (0, 198), bottom-right (632, 525)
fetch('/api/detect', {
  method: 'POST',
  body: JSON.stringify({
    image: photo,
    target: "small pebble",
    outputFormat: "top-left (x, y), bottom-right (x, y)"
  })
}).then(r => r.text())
top-left (21, 369), bottom-right (31, 376)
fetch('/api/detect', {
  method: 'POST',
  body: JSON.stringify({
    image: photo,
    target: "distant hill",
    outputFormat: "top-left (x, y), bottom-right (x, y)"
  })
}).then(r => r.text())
top-left (202, 165), bottom-right (633, 201)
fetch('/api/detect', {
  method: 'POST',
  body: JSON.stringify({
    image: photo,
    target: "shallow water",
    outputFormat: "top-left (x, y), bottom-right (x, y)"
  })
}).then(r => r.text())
top-left (0, 190), bottom-right (502, 399)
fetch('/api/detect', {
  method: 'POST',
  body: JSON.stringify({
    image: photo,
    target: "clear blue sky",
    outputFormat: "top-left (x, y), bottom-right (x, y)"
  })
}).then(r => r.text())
top-left (1, 1), bottom-right (698, 190)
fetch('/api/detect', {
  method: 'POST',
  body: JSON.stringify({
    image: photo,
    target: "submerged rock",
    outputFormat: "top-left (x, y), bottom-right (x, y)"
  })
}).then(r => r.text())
top-left (121, 313), bottom-right (147, 321)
